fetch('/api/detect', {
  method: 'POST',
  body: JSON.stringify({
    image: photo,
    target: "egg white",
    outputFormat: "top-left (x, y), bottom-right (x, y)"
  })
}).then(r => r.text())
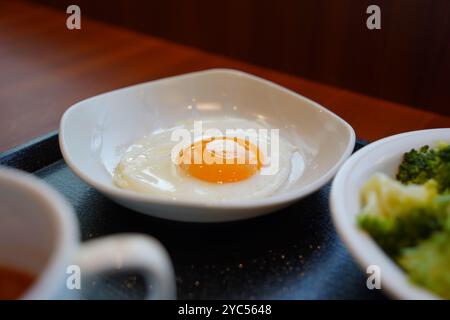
top-left (113, 118), bottom-right (303, 202)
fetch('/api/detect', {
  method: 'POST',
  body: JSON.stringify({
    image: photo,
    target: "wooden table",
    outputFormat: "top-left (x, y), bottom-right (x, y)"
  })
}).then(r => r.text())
top-left (1, 0), bottom-right (449, 152)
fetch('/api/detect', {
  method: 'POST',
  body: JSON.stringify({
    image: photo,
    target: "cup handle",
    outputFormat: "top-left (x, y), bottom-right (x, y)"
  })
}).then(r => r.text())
top-left (75, 233), bottom-right (176, 299)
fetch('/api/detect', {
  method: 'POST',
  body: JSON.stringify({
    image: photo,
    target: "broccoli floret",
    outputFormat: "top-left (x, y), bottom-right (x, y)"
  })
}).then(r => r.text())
top-left (358, 207), bottom-right (447, 256)
top-left (435, 162), bottom-right (450, 194)
top-left (357, 173), bottom-right (448, 256)
top-left (360, 173), bottom-right (439, 217)
top-left (397, 230), bottom-right (450, 299)
top-left (397, 146), bottom-right (439, 184)
top-left (397, 144), bottom-right (450, 193)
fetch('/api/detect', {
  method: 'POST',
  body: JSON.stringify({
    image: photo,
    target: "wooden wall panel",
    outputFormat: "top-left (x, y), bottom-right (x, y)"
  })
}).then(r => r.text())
top-left (28, 0), bottom-right (450, 115)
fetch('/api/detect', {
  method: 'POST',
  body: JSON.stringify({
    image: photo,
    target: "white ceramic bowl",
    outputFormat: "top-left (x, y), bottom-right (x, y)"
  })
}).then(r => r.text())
top-left (331, 128), bottom-right (450, 300)
top-left (60, 69), bottom-right (355, 222)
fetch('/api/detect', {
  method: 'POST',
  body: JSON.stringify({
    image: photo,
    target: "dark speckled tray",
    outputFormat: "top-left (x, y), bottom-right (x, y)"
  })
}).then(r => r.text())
top-left (0, 132), bottom-right (385, 300)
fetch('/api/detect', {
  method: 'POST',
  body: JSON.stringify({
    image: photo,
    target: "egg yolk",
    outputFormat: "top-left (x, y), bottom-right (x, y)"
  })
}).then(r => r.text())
top-left (178, 137), bottom-right (263, 183)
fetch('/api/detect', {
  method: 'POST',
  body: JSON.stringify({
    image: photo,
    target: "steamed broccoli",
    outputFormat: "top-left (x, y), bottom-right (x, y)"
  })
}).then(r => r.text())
top-left (357, 173), bottom-right (448, 256)
top-left (357, 143), bottom-right (450, 299)
top-left (398, 230), bottom-right (450, 299)
top-left (397, 143), bottom-right (450, 193)
top-left (358, 207), bottom-right (447, 257)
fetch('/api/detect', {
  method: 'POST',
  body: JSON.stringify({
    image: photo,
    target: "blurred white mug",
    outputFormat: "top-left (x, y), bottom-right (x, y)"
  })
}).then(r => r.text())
top-left (0, 167), bottom-right (176, 300)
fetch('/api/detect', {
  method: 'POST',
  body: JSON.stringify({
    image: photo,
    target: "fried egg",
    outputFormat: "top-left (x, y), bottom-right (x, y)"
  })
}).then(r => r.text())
top-left (113, 118), bottom-right (304, 202)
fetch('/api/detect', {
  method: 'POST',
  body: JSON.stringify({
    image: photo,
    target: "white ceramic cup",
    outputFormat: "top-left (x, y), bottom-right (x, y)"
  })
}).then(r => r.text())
top-left (0, 167), bottom-right (176, 299)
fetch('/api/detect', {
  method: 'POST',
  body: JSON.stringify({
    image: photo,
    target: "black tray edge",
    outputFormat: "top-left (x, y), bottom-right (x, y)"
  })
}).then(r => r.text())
top-left (0, 130), bottom-right (61, 172)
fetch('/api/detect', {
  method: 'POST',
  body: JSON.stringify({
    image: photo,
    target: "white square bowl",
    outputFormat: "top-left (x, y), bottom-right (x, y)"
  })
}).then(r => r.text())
top-left (60, 69), bottom-right (355, 222)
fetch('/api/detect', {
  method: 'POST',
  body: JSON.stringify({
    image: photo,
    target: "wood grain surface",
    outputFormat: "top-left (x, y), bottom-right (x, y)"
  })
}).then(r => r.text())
top-left (1, 0), bottom-right (449, 152)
